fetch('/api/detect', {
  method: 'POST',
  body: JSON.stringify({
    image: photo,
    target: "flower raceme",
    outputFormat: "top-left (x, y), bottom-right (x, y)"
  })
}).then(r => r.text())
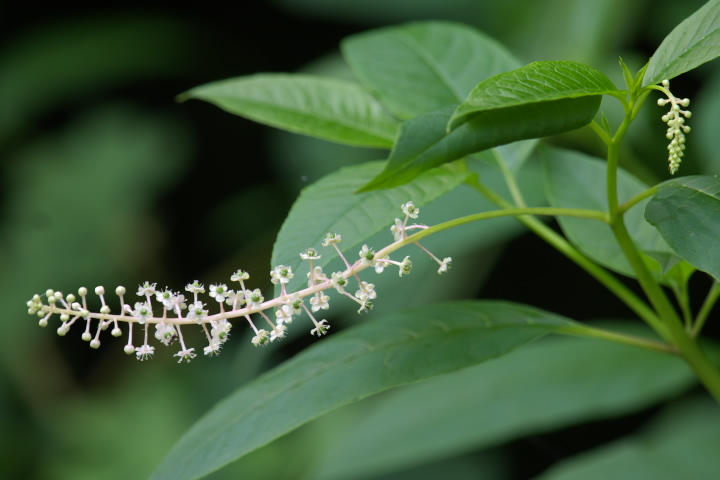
top-left (26, 202), bottom-right (451, 363)
top-left (656, 79), bottom-right (692, 175)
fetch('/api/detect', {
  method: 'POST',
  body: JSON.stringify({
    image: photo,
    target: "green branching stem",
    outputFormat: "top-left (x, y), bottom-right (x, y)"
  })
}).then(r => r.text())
top-left (604, 88), bottom-right (720, 402)
top-left (462, 175), bottom-right (662, 333)
top-left (692, 281), bottom-right (720, 338)
top-left (617, 186), bottom-right (659, 216)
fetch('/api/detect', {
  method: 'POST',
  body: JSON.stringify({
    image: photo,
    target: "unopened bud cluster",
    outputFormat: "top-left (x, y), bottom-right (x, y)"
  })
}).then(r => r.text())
top-left (27, 202), bottom-right (451, 363)
top-left (656, 79), bottom-right (691, 175)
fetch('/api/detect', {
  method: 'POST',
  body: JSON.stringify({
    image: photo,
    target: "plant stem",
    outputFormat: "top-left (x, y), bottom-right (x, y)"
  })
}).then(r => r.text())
top-left (557, 323), bottom-right (676, 354)
top-left (605, 90), bottom-right (720, 402)
top-left (463, 176), bottom-right (662, 332)
top-left (692, 281), bottom-right (720, 337)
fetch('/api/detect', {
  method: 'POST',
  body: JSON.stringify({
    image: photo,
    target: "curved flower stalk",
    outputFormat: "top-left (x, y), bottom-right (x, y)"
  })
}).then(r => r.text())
top-left (26, 202), bottom-right (451, 363)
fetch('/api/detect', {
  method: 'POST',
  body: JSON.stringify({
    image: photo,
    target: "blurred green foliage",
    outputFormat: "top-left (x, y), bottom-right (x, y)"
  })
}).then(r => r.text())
top-left (2, 1), bottom-right (717, 479)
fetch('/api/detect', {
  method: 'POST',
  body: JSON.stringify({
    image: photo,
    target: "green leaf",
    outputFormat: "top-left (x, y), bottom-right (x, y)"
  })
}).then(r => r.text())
top-left (359, 93), bottom-right (599, 192)
top-left (270, 160), bottom-right (466, 297)
top-left (308, 322), bottom-right (694, 480)
top-left (543, 146), bottom-right (681, 280)
top-left (342, 21), bottom-right (520, 119)
top-left (179, 74), bottom-right (399, 148)
top-left (538, 396), bottom-right (720, 479)
top-left (644, 175), bottom-right (720, 281)
top-left (449, 61), bottom-right (620, 131)
top-left (151, 301), bottom-right (578, 480)
top-left (643, 0), bottom-right (720, 87)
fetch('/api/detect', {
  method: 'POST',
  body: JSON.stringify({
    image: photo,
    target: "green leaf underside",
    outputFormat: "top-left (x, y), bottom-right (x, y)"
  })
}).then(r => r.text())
top-left (449, 61), bottom-right (619, 130)
top-left (310, 322), bottom-right (694, 480)
top-left (342, 21), bottom-right (521, 119)
top-left (543, 147), bottom-right (679, 280)
top-left (180, 74), bottom-right (398, 148)
top-left (538, 396), bottom-right (720, 479)
top-left (270, 161), bottom-right (466, 298)
top-left (643, 0), bottom-right (720, 86)
top-left (359, 96), bottom-right (599, 192)
top-left (151, 301), bottom-right (577, 480)
top-left (645, 175), bottom-right (720, 281)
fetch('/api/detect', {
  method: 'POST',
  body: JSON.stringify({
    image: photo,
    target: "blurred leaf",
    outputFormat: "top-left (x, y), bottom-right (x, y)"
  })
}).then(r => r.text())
top-left (537, 395), bottom-right (720, 479)
top-left (308, 322), bottom-right (694, 480)
top-left (270, 160), bottom-right (466, 297)
top-left (543, 146), bottom-right (683, 280)
top-left (342, 21), bottom-right (520, 118)
top-left (180, 74), bottom-right (399, 148)
top-left (0, 14), bottom-right (195, 145)
top-left (643, 0), bottom-right (720, 86)
top-left (449, 61), bottom-right (619, 130)
top-left (645, 175), bottom-right (720, 281)
top-left (152, 301), bottom-right (579, 480)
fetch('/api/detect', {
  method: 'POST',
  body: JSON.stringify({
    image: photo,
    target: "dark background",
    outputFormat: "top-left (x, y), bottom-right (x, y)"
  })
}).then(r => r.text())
top-left (1, 1), bottom-right (716, 479)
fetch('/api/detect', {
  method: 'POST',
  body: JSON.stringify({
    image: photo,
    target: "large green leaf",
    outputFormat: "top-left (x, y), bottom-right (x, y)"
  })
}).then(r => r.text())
top-left (645, 175), bottom-right (720, 281)
top-left (358, 94), bottom-right (599, 192)
top-left (643, 0), bottom-right (720, 87)
top-left (307, 322), bottom-right (694, 480)
top-left (543, 146), bottom-right (682, 280)
top-left (538, 396), bottom-right (720, 479)
top-left (179, 74), bottom-right (399, 148)
top-left (449, 61), bottom-right (620, 130)
top-left (270, 160), bottom-right (466, 297)
top-left (151, 301), bottom-right (578, 480)
top-left (342, 21), bottom-right (520, 119)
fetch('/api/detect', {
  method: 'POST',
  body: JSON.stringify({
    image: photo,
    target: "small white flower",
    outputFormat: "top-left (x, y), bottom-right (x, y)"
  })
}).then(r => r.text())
top-left (311, 320), bottom-right (330, 336)
top-left (210, 319), bottom-right (232, 343)
top-left (135, 344), bottom-right (155, 361)
top-left (252, 329), bottom-right (270, 346)
top-left (390, 218), bottom-right (405, 241)
top-left (401, 201), bottom-right (420, 219)
top-left (355, 281), bottom-right (377, 301)
top-left (331, 272), bottom-right (348, 293)
top-left (209, 284), bottom-right (229, 303)
top-left (246, 289), bottom-right (264, 309)
top-left (230, 270), bottom-right (250, 283)
top-left (187, 301), bottom-right (208, 324)
top-left (174, 348), bottom-right (196, 363)
top-left (154, 322), bottom-right (177, 346)
top-left (275, 304), bottom-right (294, 324)
top-left (307, 265), bottom-right (326, 286)
top-left (374, 256), bottom-right (389, 274)
top-left (438, 257), bottom-right (452, 274)
top-left (359, 244), bottom-right (376, 267)
top-left (399, 256), bottom-right (413, 277)
top-left (185, 281), bottom-right (205, 294)
top-left (204, 342), bottom-right (222, 356)
top-left (270, 266), bottom-right (294, 285)
top-left (310, 292), bottom-right (330, 312)
top-left (224, 290), bottom-right (244, 309)
top-left (132, 302), bottom-right (153, 325)
top-left (288, 294), bottom-right (303, 315)
top-left (322, 233), bottom-right (342, 246)
top-left (270, 324), bottom-right (287, 341)
top-left (137, 281), bottom-right (157, 297)
top-left (155, 288), bottom-right (175, 309)
top-left (300, 248), bottom-right (321, 260)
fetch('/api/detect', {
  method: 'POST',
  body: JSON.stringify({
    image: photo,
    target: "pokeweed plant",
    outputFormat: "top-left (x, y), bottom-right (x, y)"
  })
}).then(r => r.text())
top-left (25, 1), bottom-right (720, 478)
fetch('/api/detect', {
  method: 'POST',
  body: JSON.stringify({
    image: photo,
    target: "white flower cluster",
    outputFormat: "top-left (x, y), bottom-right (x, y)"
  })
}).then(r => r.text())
top-left (26, 202), bottom-right (451, 363)
top-left (657, 79), bottom-right (691, 175)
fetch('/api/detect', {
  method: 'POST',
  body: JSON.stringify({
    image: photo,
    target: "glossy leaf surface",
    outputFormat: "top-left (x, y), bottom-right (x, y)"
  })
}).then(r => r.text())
top-left (342, 21), bottom-right (520, 118)
top-left (180, 74), bottom-right (398, 148)
top-left (645, 175), bottom-right (720, 281)
top-left (643, 0), bottom-right (720, 86)
top-left (152, 301), bottom-right (577, 480)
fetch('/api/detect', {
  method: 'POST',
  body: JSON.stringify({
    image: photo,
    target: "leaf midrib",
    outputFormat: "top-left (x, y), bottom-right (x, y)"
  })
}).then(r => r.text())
top-left (164, 315), bottom-right (563, 476)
